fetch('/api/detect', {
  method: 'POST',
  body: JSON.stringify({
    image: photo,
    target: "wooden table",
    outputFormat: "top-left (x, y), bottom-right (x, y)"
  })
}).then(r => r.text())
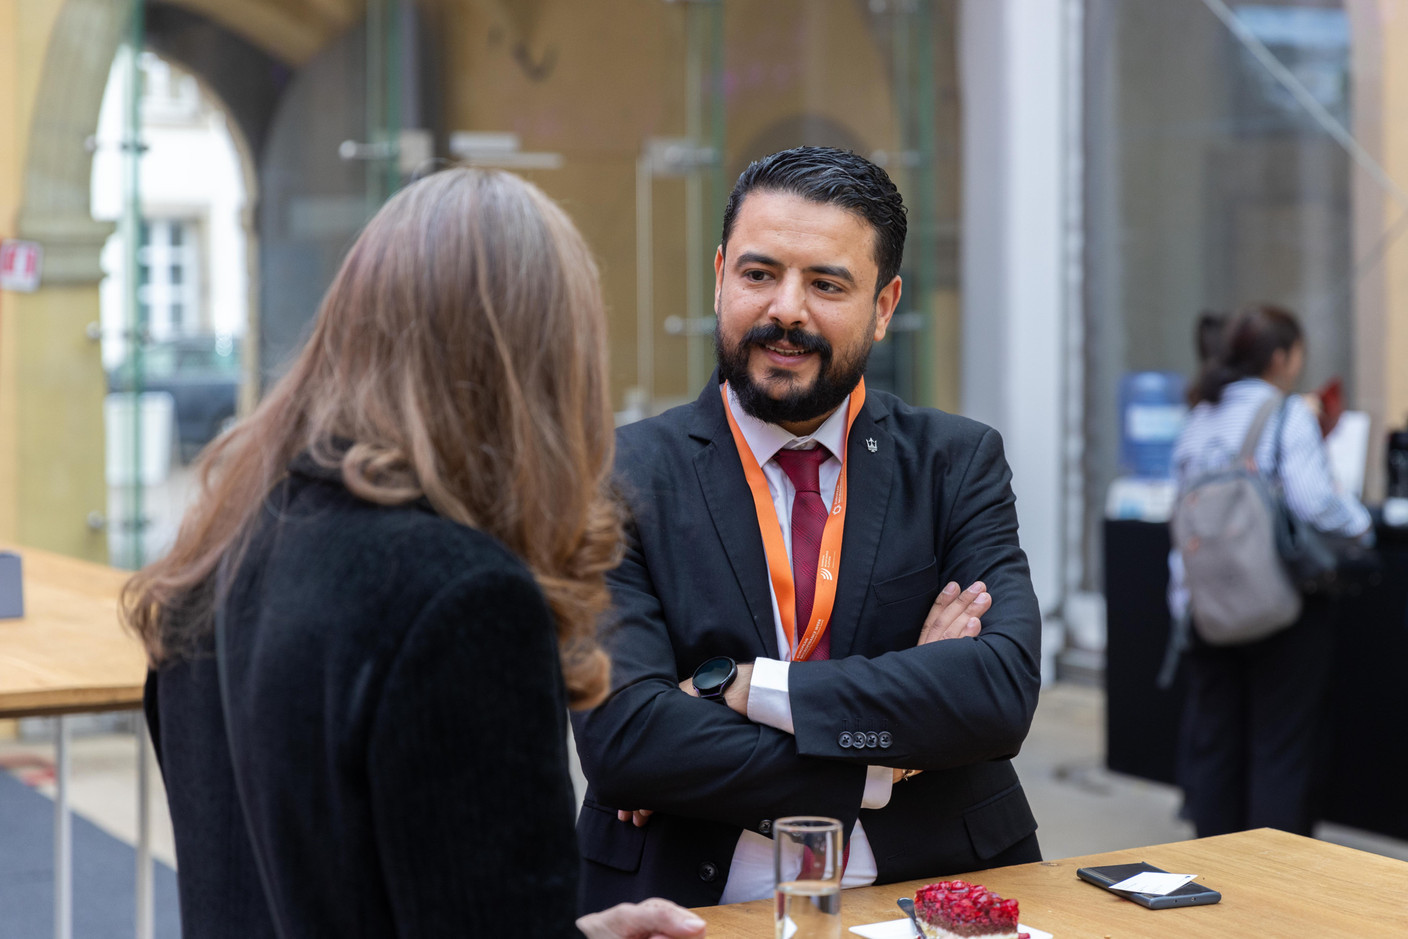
top-left (0, 542), bottom-right (144, 717)
top-left (693, 829), bottom-right (1408, 937)
top-left (0, 542), bottom-right (152, 939)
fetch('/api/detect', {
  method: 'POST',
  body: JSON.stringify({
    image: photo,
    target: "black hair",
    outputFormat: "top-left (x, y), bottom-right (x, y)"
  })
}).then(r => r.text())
top-left (1191, 303), bottom-right (1303, 405)
top-left (1187, 310), bottom-right (1228, 406)
top-left (719, 146), bottom-right (907, 296)
top-left (1194, 310), bottom-right (1227, 365)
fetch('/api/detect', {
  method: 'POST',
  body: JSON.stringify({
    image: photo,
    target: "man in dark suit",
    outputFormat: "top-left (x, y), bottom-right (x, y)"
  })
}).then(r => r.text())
top-left (573, 147), bottom-right (1042, 911)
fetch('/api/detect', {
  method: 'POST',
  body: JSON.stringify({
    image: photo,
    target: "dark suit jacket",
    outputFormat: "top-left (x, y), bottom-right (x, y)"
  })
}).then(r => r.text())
top-left (146, 456), bottom-right (584, 937)
top-left (572, 379), bottom-right (1043, 910)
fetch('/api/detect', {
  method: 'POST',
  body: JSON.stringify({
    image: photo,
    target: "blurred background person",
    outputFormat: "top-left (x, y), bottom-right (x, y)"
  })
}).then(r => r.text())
top-left (1170, 302), bottom-right (1372, 839)
top-left (122, 167), bottom-right (706, 939)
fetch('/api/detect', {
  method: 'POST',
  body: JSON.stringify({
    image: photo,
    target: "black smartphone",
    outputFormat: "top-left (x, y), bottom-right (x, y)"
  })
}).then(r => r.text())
top-left (1077, 862), bottom-right (1221, 910)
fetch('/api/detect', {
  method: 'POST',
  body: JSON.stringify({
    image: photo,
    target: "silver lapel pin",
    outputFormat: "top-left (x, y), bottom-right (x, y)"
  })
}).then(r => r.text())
top-left (865, 437), bottom-right (878, 453)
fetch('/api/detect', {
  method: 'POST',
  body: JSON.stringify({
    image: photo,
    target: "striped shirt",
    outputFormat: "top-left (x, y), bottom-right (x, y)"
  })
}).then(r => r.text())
top-left (1172, 378), bottom-right (1369, 535)
top-left (1167, 378), bottom-right (1371, 617)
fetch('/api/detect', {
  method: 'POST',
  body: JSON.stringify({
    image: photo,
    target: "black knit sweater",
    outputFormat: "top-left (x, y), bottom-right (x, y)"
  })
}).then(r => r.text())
top-left (146, 456), bottom-right (582, 936)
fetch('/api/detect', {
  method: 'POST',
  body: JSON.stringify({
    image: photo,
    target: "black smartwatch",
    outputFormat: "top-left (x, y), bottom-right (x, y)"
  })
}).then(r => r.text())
top-left (691, 655), bottom-right (737, 702)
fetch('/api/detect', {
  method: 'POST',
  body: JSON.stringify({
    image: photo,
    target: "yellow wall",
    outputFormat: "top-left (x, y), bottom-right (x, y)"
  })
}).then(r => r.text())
top-left (1, 0), bottom-right (66, 547)
top-left (14, 285), bottom-right (109, 557)
top-left (0, 0), bottom-right (21, 542)
top-left (1, 0), bottom-right (110, 560)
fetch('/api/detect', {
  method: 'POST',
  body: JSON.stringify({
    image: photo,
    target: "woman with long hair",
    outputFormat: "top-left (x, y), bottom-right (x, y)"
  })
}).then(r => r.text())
top-left (125, 168), bottom-right (706, 938)
top-left (1171, 303), bottom-right (1371, 838)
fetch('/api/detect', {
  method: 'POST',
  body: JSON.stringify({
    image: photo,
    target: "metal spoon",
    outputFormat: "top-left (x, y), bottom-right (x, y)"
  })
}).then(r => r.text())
top-left (896, 897), bottom-right (922, 938)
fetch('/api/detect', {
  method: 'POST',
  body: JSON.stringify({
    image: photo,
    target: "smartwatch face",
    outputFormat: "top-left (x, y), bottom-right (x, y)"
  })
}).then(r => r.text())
top-left (694, 656), bottom-right (735, 695)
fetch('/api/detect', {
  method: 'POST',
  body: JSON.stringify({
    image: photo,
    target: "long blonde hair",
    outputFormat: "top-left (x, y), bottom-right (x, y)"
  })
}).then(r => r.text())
top-left (122, 168), bottom-right (618, 708)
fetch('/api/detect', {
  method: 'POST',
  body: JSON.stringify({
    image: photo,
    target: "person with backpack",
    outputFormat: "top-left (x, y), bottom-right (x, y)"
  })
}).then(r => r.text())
top-left (1169, 303), bottom-right (1372, 839)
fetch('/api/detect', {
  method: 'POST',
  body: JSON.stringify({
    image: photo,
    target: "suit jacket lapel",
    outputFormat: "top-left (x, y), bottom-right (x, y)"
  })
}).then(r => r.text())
top-left (689, 380), bottom-right (781, 659)
top-left (828, 395), bottom-right (896, 658)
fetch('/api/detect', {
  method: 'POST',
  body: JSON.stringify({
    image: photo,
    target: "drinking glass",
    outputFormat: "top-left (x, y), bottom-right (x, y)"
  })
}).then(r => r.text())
top-left (773, 816), bottom-right (842, 939)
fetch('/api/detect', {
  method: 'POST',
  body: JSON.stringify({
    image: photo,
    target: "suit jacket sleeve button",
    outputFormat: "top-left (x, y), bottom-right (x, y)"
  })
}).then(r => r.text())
top-left (851, 734), bottom-right (867, 749)
top-left (759, 819), bottom-right (772, 835)
top-left (865, 732), bottom-right (879, 748)
top-left (838, 731), bottom-right (853, 748)
top-left (879, 731), bottom-right (892, 748)
top-left (698, 861), bottom-right (719, 883)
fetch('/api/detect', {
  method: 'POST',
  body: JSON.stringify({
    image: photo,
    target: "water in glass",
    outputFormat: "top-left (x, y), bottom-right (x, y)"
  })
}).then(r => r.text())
top-left (775, 879), bottom-right (841, 939)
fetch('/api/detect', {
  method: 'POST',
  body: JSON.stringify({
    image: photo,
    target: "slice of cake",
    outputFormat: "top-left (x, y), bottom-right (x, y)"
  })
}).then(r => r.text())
top-left (913, 880), bottom-right (1026, 939)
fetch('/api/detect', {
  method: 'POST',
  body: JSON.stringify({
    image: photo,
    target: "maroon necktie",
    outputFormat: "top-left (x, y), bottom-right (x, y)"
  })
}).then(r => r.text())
top-left (774, 446), bottom-right (832, 661)
top-left (777, 446), bottom-right (849, 872)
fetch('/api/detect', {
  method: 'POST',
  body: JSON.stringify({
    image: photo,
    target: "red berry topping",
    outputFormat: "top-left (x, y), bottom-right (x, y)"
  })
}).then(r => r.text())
top-left (914, 880), bottom-right (1021, 933)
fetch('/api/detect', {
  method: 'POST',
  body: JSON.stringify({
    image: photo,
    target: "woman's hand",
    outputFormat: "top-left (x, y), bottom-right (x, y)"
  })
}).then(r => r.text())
top-left (577, 898), bottom-right (707, 939)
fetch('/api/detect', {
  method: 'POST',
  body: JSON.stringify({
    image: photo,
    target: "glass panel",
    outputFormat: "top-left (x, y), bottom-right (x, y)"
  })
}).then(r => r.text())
top-left (676, 0), bottom-right (958, 412)
top-left (411, 1), bottom-right (958, 420)
top-left (1082, 0), bottom-right (1358, 582)
top-left (118, 0), bottom-right (146, 569)
top-left (257, 0), bottom-right (417, 389)
top-left (366, 0), bottom-right (404, 208)
top-left (93, 7), bottom-right (256, 569)
top-left (80, 0), bottom-right (417, 570)
top-left (41, 0), bottom-right (960, 570)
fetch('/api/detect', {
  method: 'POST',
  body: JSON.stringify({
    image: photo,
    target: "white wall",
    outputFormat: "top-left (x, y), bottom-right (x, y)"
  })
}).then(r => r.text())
top-left (959, 0), bottom-right (1069, 619)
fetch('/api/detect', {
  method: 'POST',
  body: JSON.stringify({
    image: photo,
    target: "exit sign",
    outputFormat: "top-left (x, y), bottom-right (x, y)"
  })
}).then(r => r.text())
top-left (0, 239), bottom-right (43, 292)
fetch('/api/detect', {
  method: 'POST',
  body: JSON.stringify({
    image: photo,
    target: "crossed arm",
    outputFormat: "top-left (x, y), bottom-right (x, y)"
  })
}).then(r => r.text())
top-left (685, 578), bottom-right (991, 712)
top-left (613, 581), bottom-right (993, 826)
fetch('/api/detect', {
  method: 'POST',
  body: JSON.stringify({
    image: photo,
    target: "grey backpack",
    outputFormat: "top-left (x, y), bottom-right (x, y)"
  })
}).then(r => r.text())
top-left (1171, 397), bottom-right (1302, 645)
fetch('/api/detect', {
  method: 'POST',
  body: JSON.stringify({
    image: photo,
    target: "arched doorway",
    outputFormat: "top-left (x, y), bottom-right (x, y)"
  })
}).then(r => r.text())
top-left (12, 0), bottom-right (417, 563)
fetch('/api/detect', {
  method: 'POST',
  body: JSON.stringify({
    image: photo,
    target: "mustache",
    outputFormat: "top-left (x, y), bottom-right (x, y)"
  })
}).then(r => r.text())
top-left (741, 322), bottom-right (832, 357)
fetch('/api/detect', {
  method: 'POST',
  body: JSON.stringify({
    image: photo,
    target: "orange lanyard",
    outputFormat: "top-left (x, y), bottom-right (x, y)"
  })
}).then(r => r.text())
top-left (721, 379), bottom-right (866, 660)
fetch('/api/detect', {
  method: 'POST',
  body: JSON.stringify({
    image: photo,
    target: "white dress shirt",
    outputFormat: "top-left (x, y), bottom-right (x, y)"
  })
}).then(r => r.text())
top-left (717, 385), bottom-right (894, 904)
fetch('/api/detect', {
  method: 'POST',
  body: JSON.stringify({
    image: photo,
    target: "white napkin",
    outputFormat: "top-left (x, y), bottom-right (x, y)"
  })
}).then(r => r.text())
top-left (848, 916), bottom-right (1053, 939)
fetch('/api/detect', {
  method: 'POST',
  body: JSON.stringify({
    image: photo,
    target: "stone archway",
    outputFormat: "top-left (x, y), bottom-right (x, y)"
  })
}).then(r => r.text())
top-left (17, 0), bottom-right (127, 282)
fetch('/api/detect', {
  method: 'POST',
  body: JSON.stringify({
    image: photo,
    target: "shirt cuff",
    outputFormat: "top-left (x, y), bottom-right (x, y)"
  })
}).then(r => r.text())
top-left (861, 765), bottom-right (894, 810)
top-left (746, 658), bottom-right (794, 734)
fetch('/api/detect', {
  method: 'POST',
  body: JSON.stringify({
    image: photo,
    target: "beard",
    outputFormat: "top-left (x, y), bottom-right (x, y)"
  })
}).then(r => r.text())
top-left (714, 309), bottom-right (874, 427)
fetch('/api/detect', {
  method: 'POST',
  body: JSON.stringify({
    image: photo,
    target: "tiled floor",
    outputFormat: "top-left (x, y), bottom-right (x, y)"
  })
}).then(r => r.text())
top-left (2, 681), bottom-right (1404, 889)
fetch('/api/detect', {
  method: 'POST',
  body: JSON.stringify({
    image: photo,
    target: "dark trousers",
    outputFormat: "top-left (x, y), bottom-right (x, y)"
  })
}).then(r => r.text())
top-left (1178, 597), bottom-right (1334, 838)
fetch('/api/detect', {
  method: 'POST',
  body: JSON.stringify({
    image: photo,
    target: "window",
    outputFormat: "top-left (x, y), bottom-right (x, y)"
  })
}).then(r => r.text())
top-left (137, 218), bottom-right (200, 340)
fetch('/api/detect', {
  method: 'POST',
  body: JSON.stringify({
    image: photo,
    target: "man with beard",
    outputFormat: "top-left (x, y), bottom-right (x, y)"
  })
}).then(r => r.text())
top-left (572, 147), bottom-right (1043, 911)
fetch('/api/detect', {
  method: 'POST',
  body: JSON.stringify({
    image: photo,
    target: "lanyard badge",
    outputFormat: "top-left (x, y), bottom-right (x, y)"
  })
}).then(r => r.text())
top-left (721, 380), bottom-right (866, 660)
